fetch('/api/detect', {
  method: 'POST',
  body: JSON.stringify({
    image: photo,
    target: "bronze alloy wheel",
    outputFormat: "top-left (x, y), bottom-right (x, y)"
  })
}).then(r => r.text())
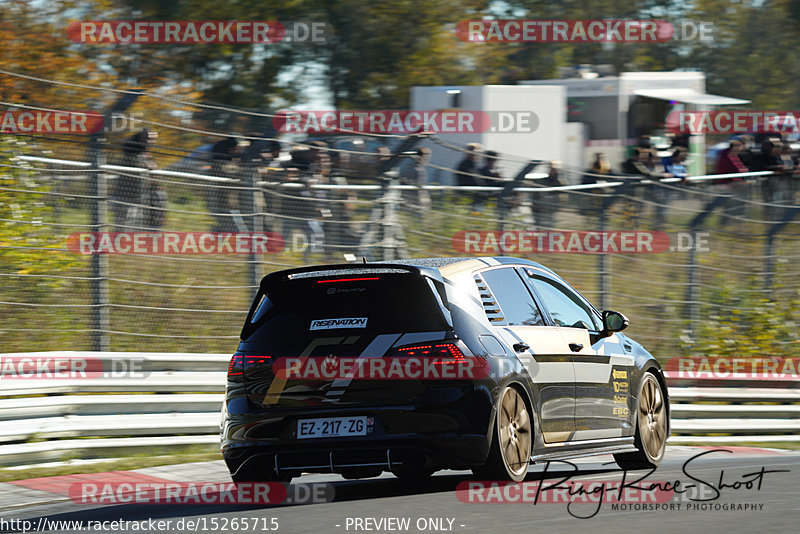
top-left (614, 372), bottom-right (668, 470)
top-left (498, 387), bottom-right (532, 478)
top-left (473, 386), bottom-right (533, 482)
top-left (638, 373), bottom-right (667, 462)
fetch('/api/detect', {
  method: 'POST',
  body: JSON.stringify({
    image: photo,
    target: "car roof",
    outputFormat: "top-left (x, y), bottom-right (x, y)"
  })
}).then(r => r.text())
top-left (381, 257), bottom-right (558, 277)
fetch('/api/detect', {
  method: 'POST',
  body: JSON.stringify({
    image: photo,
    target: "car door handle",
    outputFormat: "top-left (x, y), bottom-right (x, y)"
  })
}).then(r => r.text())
top-left (568, 343), bottom-right (584, 352)
top-left (513, 342), bottom-right (530, 353)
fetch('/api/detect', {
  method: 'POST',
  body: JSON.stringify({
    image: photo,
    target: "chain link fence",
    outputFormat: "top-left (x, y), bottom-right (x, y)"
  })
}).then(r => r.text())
top-left (1, 80), bottom-right (799, 361)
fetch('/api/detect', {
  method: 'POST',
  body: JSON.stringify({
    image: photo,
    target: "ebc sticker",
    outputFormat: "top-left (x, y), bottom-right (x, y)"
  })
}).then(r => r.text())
top-left (309, 317), bottom-right (368, 331)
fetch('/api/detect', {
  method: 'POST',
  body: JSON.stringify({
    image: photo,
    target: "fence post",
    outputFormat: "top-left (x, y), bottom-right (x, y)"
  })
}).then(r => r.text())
top-left (87, 91), bottom-right (141, 351)
top-left (88, 134), bottom-right (110, 351)
top-left (243, 163), bottom-right (261, 288)
top-left (596, 180), bottom-right (635, 310)
top-left (684, 195), bottom-right (728, 341)
top-left (497, 162), bottom-right (537, 240)
top-left (380, 176), bottom-right (401, 261)
top-left (598, 209), bottom-right (608, 311)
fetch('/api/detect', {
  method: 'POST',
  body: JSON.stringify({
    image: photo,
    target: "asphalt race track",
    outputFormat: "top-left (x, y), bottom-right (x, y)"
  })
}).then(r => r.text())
top-left (2, 446), bottom-right (798, 534)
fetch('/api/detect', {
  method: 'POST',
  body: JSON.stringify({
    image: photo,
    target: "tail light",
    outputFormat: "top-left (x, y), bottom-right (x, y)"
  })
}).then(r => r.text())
top-left (394, 342), bottom-right (467, 364)
top-left (228, 354), bottom-right (272, 379)
top-left (228, 354), bottom-right (244, 377)
top-left (387, 341), bottom-right (490, 379)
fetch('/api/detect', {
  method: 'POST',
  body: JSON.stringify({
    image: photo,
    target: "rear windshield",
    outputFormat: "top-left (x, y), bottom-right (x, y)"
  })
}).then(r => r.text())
top-left (243, 273), bottom-right (449, 341)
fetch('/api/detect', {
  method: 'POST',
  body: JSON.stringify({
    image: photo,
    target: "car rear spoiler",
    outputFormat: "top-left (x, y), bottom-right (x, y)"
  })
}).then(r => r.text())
top-left (241, 263), bottom-right (453, 339)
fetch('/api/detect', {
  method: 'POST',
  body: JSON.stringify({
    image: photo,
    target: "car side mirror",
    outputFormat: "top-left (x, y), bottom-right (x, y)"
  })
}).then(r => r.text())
top-left (601, 310), bottom-right (629, 337)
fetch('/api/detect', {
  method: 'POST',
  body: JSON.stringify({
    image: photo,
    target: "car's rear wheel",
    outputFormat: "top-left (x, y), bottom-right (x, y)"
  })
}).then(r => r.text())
top-left (473, 386), bottom-right (531, 482)
top-left (614, 372), bottom-right (667, 470)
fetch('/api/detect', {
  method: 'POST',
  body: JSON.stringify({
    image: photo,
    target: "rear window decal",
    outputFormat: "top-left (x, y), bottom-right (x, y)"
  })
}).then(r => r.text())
top-left (310, 317), bottom-right (368, 330)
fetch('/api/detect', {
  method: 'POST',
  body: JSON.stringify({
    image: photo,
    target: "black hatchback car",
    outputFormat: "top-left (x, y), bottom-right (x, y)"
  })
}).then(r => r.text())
top-left (221, 257), bottom-right (669, 483)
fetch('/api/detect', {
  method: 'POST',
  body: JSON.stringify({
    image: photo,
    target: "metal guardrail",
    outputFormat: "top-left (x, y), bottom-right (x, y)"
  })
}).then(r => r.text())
top-left (1, 352), bottom-right (798, 466)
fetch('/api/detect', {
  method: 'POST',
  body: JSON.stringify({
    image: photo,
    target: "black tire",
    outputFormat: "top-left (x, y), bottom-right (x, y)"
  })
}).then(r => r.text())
top-left (472, 386), bottom-right (532, 482)
top-left (614, 372), bottom-right (668, 470)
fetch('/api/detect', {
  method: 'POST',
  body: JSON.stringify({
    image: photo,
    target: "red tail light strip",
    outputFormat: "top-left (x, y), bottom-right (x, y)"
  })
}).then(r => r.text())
top-left (315, 277), bottom-right (380, 284)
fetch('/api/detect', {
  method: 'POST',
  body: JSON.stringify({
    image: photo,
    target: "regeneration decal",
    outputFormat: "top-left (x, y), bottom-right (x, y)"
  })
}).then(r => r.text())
top-left (309, 318), bottom-right (368, 331)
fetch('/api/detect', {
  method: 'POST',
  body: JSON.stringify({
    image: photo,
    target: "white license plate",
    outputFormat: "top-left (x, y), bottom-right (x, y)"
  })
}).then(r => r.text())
top-left (297, 416), bottom-right (371, 439)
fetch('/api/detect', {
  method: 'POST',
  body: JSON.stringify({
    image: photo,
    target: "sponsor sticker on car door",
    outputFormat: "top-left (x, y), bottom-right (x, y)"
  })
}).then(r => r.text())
top-left (309, 317), bottom-right (368, 330)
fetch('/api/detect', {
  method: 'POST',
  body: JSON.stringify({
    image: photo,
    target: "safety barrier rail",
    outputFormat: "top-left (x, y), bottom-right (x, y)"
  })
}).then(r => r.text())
top-left (1, 352), bottom-right (798, 466)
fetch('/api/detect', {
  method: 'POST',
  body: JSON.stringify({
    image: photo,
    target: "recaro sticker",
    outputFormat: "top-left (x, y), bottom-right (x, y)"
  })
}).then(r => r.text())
top-left (310, 317), bottom-right (368, 330)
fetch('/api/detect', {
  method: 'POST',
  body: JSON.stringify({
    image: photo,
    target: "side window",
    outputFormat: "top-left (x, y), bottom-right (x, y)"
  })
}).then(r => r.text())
top-left (526, 274), bottom-right (600, 330)
top-left (480, 268), bottom-right (544, 326)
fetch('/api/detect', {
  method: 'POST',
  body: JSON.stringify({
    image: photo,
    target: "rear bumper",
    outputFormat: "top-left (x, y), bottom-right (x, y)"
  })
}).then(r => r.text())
top-left (221, 385), bottom-right (494, 475)
top-left (223, 435), bottom-right (490, 477)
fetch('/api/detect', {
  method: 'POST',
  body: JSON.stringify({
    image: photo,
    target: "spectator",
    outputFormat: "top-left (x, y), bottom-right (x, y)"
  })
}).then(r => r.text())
top-left (112, 128), bottom-right (157, 230)
top-left (750, 138), bottom-right (782, 172)
top-left (777, 142), bottom-right (798, 205)
top-left (662, 147), bottom-right (689, 179)
top-left (737, 135), bottom-right (756, 169)
top-left (206, 136), bottom-right (241, 232)
top-left (281, 141), bottom-right (331, 257)
top-left (533, 161), bottom-right (563, 230)
top-left (251, 140), bottom-right (284, 224)
top-left (643, 149), bottom-right (658, 174)
top-left (454, 143), bottom-right (482, 187)
top-left (716, 139), bottom-right (748, 177)
top-left (620, 148), bottom-right (660, 227)
top-left (622, 147), bottom-right (659, 179)
top-left (480, 150), bottom-right (502, 181)
top-left (286, 140), bottom-right (326, 175)
top-left (711, 139), bottom-right (750, 218)
top-left (582, 153), bottom-right (612, 214)
top-left (589, 152), bottom-right (611, 175)
top-left (454, 143), bottom-right (484, 212)
top-left (400, 147), bottom-right (432, 212)
top-left (751, 138), bottom-right (782, 197)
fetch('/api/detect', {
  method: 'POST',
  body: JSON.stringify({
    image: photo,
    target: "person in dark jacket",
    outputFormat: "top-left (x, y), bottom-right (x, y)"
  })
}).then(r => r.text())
top-left (206, 137), bottom-right (241, 232)
top-left (454, 143), bottom-right (482, 186)
top-left (112, 128), bottom-right (156, 230)
top-left (454, 143), bottom-right (484, 212)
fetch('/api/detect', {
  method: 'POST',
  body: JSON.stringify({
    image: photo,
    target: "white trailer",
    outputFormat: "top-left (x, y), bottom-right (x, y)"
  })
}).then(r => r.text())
top-left (410, 85), bottom-right (567, 184)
